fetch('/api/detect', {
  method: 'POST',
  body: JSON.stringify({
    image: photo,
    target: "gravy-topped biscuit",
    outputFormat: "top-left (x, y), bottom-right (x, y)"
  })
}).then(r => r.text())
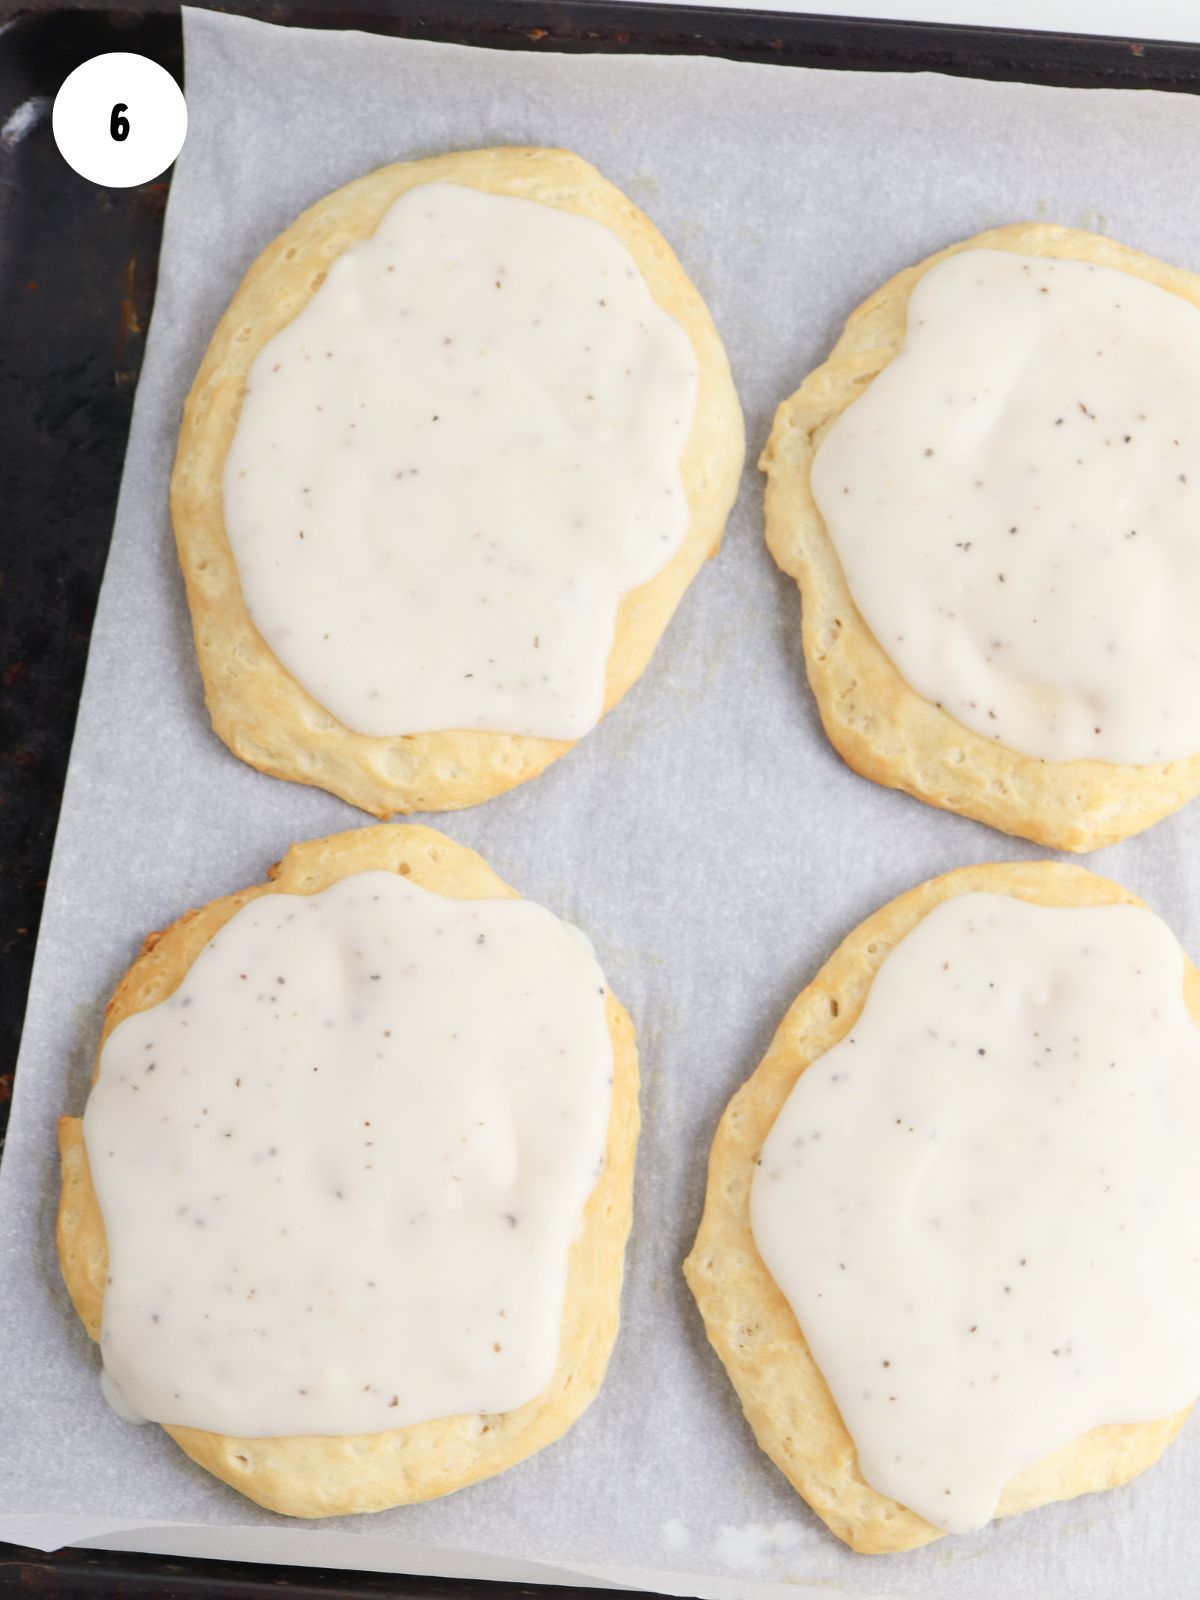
top-left (172, 147), bottom-right (744, 814)
top-left (762, 225), bottom-right (1200, 851)
top-left (686, 861), bottom-right (1200, 1552)
top-left (57, 824), bottom-right (639, 1517)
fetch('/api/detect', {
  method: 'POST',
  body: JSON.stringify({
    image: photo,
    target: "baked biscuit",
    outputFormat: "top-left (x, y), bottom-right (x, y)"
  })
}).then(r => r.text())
top-left (57, 823), bottom-right (639, 1516)
top-left (685, 860), bottom-right (1198, 1553)
top-left (172, 147), bottom-right (744, 815)
top-left (761, 224), bottom-right (1200, 852)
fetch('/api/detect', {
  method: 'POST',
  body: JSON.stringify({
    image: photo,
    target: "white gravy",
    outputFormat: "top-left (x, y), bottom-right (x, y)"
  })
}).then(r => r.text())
top-left (83, 870), bottom-right (614, 1438)
top-left (752, 892), bottom-right (1200, 1533)
top-left (812, 249), bottom-right (1200, 764)
top-left (223, 181), bottom-right (698, 740)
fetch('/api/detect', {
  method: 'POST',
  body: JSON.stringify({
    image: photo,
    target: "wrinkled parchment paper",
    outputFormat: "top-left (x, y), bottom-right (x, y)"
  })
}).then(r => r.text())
top-left (3, 9), bottom-right (1200, 1594)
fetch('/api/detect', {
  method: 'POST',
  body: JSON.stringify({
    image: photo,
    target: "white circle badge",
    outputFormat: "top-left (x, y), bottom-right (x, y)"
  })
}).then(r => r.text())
top-left (53, 52), bottom-right (187, 188)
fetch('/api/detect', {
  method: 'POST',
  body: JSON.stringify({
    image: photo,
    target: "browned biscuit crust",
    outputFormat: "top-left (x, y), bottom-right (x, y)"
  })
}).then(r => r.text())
top-left (761, 224), bottom-right (1200, 851)
top-left (172, 146), bottom-right (745, 815)
top-left (58, 823), bottom-right (639, 1517)
top-left (685, 860), bottom-right (1198, 1553)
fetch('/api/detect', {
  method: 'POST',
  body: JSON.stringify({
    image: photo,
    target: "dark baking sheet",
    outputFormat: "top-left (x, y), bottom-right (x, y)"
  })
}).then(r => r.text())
top-left (1, 1), bottom-right (1197, 1593)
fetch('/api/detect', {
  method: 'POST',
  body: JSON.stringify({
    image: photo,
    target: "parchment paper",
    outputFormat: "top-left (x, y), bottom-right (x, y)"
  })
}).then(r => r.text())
top-left (3, 9), bottom-right (1200, 1594)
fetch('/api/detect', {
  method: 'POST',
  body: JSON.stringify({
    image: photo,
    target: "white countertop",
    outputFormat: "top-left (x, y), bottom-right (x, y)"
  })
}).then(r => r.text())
top-left (628, 0), bottom-right (1197, 46)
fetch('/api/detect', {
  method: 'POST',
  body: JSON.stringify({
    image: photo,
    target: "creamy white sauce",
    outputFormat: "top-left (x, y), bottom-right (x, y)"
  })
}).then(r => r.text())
top-left (83, 870), bottom-right (613, 1438)
top-left (812, 249), bottom-right (1200, 764)
top-left (223, 181), bottom-right (698, 740)
top-left (751, 893), bottom-right (1200, 1534)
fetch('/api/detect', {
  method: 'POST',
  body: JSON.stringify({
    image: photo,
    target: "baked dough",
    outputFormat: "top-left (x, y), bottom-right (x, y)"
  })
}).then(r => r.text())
top-left (172, 146), bottom-right (744, 815)
top-left (57, 823), bottom-right (640, 1517)
top-left (761, 224), bottom-right (1200, 852)
top-left (684, 859), bottom-right (1199, 1553)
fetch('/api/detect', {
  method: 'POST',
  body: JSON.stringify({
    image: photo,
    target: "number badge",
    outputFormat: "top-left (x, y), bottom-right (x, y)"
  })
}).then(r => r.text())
top-left (53, 52), bottom-right (186, 187)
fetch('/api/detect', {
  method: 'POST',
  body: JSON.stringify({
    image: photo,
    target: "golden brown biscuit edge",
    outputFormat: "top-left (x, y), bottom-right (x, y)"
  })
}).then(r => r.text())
top-left (760, 223), bottom-right (1200, 852)
top-left (57, 822), bottom-right (640, 1516)
top-left (171, 146), bottom-right (746, 816)
top-left (684, 858), bottom-right (1198, 1553)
